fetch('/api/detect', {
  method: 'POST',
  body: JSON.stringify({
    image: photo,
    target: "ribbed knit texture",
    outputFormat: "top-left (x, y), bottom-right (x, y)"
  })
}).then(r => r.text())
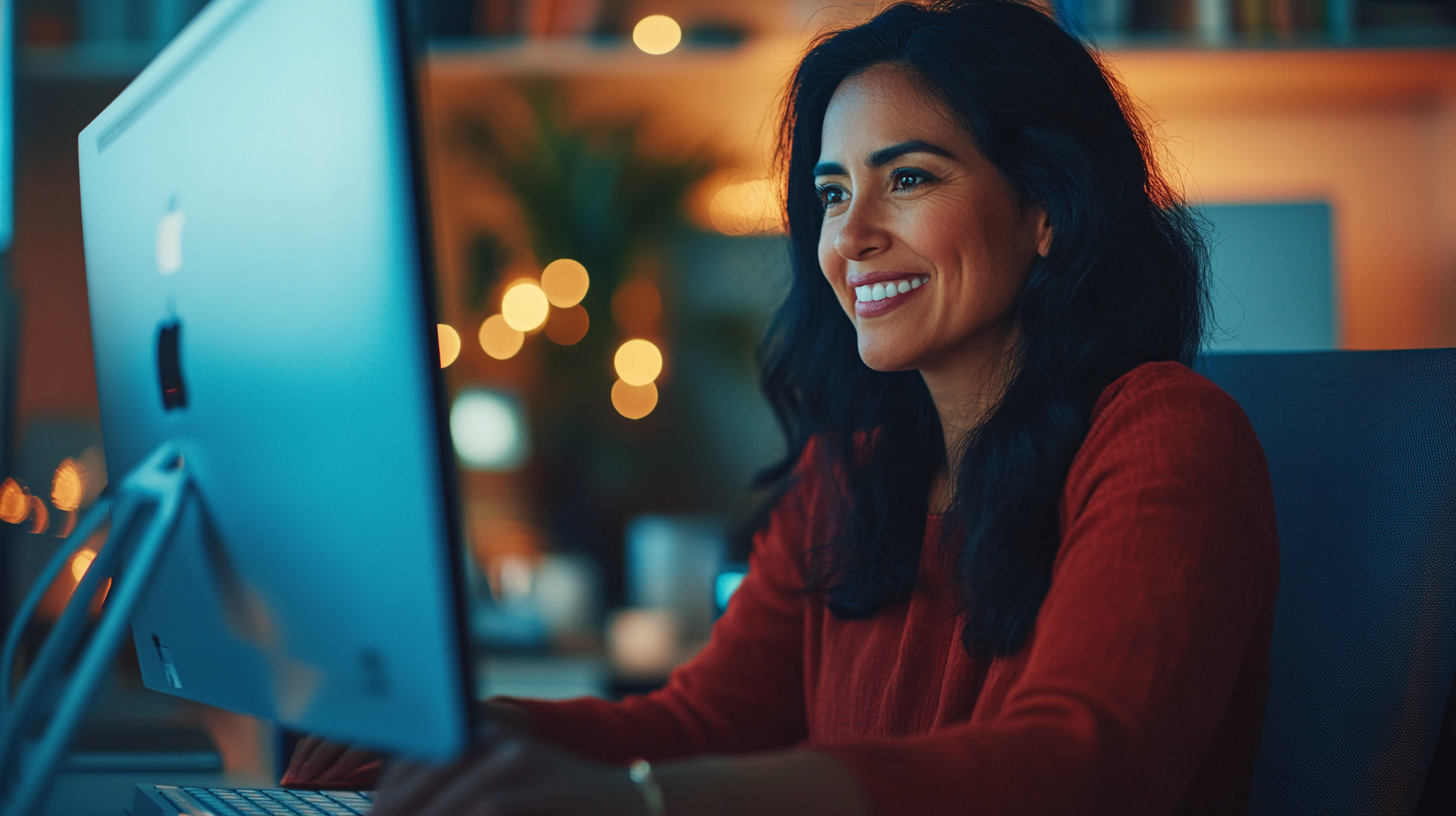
top-left (510, 362), bottom-right (1280, 816)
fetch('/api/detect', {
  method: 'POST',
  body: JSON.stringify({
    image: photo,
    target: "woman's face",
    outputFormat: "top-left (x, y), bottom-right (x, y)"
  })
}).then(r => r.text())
top-left (816, 64), bottom-right (1049, 374)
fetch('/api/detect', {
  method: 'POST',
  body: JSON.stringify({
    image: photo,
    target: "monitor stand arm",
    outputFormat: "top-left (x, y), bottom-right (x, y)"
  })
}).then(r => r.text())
top-left (0, 442), bottom-right (193, 816)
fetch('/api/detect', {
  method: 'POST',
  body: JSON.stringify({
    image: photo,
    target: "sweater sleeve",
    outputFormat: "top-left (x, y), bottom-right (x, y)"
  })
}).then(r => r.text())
top-left (809, 365), bottom-right (1281, 816)
top-left (503, 465), bottom-right (815, 763)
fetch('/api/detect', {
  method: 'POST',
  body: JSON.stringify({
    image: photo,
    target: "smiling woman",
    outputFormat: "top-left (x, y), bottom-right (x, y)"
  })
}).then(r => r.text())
top-left (290, 2), bottom-right (1280, 814)
top-left (813, 68), bottom-right (1049, 400)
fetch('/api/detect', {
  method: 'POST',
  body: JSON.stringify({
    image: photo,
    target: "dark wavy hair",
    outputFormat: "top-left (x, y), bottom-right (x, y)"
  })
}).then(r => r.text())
top-left (752, 0), bottom-right (1210, 661)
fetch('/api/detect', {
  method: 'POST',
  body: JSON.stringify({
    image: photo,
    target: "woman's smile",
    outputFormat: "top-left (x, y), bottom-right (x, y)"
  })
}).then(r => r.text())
top-left (849, 272), bottom-right (930, 317)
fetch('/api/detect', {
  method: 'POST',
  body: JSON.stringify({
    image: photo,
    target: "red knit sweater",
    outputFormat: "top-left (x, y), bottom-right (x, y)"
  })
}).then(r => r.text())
top-left (513, 362), bottom-right (1281, 815)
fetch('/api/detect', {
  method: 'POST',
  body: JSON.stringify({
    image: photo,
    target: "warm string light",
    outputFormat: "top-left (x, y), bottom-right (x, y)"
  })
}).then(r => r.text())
top-left (633, 15), bottom-right (681, 55)
top-left (70, 548), bottom-right (96, 581)
top-left (27, 496), bottom-right (48, 534)
top-left (502, 281), bottom-right (550, 332)
top-left (438, 324), bottom-right (462, 368)
top-left (480, 314), bottom-right (525, 360)
top-left (611, 380), bottom-right (659, 420)
top-left (464, 258), bottom-right (668, 419)
top-left (615, 339), bottom-right (663, 386)
top-left (51, 458), bottom-right (86, 512)
top-left (541, 259), bottom-right (590, 308)
top-left (0, 478), bottom-right (27, 524)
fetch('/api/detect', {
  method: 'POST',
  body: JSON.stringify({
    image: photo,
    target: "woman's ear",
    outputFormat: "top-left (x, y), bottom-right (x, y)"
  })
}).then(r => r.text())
top-left (1033, 207), bottom-right (1053, 258)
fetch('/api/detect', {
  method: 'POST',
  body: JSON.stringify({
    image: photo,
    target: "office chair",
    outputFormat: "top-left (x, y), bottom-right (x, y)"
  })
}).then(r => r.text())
top-left (1198, 349), bottom-right (1456, 816)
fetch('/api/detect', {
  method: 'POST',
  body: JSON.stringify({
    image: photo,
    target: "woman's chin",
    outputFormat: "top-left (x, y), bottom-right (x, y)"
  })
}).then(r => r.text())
top-left (856, 338), bottom-right (921, 373)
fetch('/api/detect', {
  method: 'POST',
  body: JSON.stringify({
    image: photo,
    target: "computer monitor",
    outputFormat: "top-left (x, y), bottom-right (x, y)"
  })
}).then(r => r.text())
top-left (76, 0), bottom-right (472, 762)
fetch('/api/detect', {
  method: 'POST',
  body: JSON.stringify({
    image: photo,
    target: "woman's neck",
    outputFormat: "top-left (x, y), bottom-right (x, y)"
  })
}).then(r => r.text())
top-left (920, 327), bottom-right (1018, 512)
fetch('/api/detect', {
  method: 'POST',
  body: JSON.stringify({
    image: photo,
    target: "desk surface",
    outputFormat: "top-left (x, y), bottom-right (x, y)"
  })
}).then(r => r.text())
top-left (42, 770), bottom-right (275, 816)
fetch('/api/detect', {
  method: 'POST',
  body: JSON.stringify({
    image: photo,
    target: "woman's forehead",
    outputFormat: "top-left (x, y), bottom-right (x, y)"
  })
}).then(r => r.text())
top-left (820, 65), bottom-right (966, 160)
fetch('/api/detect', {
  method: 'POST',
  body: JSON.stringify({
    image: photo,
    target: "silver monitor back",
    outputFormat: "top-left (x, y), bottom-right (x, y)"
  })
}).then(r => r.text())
top-left (77, 0), bottom-right (471, 762)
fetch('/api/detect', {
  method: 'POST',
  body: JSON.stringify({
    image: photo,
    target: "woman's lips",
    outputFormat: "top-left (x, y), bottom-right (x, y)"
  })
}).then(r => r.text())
top-left (853, 275), bottom-right (929, 318)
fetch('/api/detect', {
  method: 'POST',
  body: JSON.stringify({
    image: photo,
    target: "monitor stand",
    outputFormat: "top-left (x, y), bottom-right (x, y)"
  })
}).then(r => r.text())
top-left (0, 443), bottom-right (194, 816)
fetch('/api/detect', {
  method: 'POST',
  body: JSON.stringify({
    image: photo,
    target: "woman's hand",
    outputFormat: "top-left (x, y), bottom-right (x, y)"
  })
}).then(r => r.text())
top-left (280, 735), bottom-right (385, 790)
top-left (280, 699), bottom-right (533, 790)
top-left (370, 723), bottom-right (646, 816)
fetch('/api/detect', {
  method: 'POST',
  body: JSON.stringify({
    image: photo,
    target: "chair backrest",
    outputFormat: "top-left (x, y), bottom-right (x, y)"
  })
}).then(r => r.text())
top-left (1198, 349), bottom-right (1456, 815)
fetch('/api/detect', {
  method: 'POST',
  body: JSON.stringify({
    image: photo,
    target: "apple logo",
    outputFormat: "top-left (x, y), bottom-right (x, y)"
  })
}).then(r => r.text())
top-left (156, 200), bottom-right (185, 275)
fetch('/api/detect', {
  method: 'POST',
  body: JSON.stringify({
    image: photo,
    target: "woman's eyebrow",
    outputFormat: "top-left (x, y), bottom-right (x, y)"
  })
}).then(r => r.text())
top-left (814, 160), bottom-right (847, 177)
top-left (814, 140), bottom-right (955, 177)
top-left (867, 140), bottom-right (954, 167)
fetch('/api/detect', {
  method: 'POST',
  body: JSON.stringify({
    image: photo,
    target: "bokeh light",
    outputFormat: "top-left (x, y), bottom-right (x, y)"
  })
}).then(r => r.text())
top-left (632, 15), bottom-right (681, 55)
top-left (437, 324), bottom-right (462, 368)
top-left (502, 281), bottom-right (550, 332)
top-left (51, 458), bottom-right (88, 513)
top-left (0, 478), bottom-right (27, 524)
top-left (70, 548), bottom-right (96, 582)
top-left (612, 379), bottom-right (659, 419)
top-left (612, 279), bottom-right (662, 336)
top-left (479, 315), bottom-right (525, 360)
top-left (708, 178), bottom-right (783, 235)
top-left (541, 259), bottom-right (590, 308)
top-left (450, 390), bottom-right (529, 470)
top-left (545, 304), bottom-right (590, 346)
top-left (27, 496), bottom-right (48, 534)
top-left (614, 339), bottom-right (663, 386)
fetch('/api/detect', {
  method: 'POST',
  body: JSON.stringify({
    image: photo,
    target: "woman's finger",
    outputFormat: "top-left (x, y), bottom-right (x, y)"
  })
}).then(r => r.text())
top-left (293, 739), bottom-right (350, 785)
top-left (314, 746), bottom-right (385, 788)
top-left (281, 735), bottom-right (325, 783)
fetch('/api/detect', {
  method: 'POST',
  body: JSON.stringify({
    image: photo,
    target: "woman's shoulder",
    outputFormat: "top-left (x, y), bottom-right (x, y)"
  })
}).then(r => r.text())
top-left (1058, 361), bottom-right (1279, 601)
top-left (1083, 360), bottom-right (1259, 447)
top-left (1070, 360), bottom-right (1270, 500)
top-left (1089, 360), bottom-right (1235, 423)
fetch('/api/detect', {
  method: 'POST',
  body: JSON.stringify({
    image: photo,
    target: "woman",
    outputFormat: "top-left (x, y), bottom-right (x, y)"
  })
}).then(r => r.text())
top-left (287, 1), bottom-right (1280, 812)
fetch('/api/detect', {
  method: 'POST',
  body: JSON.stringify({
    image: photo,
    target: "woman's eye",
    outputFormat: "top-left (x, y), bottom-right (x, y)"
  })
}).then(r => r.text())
top-left (893, 169), bottom-right (930, 190)
top-left (816, 185), bottom-right (846, 209)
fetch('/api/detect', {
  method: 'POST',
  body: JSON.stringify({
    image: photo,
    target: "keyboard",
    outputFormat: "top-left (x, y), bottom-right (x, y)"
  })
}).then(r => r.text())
top-left (132, 784), bottom-right (373, 816)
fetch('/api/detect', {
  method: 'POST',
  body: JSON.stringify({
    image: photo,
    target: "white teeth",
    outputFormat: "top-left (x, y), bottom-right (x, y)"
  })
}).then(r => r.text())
top-left (853, 276), bottom-right (929, 303)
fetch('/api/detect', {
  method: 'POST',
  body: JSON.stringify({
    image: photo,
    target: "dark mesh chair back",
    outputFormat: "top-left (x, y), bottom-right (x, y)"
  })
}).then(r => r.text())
top-left (1198, 349), bottom-right (1456, 815)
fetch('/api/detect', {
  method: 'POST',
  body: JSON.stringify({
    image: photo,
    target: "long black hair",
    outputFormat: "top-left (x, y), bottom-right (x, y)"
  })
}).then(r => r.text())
top-left (753, 0), bottom-right (1210, 661)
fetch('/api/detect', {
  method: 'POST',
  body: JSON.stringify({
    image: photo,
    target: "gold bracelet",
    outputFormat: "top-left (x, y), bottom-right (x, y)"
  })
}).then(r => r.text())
top-left (629, 758), bottom-right (666, 816)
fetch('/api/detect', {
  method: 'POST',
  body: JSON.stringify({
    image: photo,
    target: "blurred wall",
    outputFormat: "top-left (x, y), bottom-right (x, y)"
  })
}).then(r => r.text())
top-left (11, 80), bottom-right (118, 430)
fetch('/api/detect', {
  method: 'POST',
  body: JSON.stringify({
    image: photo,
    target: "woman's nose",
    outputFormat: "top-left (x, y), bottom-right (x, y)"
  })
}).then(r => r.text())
top-left (833, 201), bottom-right (889, 261)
